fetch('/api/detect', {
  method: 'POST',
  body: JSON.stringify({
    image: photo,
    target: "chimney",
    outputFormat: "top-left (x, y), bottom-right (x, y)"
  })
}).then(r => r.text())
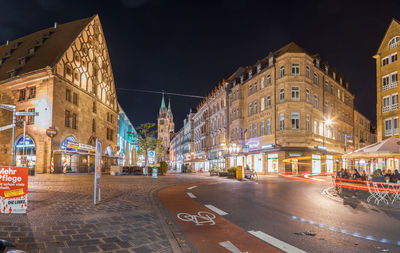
top-left (54, 22), bottom-right (58, 29)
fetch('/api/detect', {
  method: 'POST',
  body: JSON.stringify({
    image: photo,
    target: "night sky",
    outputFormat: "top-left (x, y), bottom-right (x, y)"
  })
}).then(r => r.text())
top-left (1, 0), bottom-right (399, 130)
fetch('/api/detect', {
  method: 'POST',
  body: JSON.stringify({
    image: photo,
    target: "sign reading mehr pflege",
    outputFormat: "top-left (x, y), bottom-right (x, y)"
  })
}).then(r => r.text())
top-left (0, 167), bottom-right (28, 214)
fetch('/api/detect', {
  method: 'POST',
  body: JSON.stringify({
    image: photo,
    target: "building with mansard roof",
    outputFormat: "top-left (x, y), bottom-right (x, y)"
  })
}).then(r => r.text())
top-left (0, 15), bottom-right (118, 173)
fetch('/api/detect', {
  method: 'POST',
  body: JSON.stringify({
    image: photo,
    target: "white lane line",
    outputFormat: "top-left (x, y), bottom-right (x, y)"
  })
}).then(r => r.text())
top-left (218, 241), bottom-right (247, 253)
top-left (187, 186), bottom-right (198, 190)
top-left (248, 230), bottom-right (307, 253)
top-left (186, 192), bottom-right (196, 198)
top-left (204, 204), bottom-right (228, 216)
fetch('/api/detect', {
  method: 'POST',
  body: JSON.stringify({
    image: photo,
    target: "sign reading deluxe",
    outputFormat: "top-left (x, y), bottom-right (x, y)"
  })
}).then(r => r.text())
top-left (0, 166), bottom-right (28, 214)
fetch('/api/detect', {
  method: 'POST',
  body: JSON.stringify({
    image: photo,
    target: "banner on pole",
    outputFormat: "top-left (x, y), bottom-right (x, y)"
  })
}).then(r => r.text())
top-left (0, 166), bottom-right (28, 214)
top-left (94, 139), bottom-right (102, 205)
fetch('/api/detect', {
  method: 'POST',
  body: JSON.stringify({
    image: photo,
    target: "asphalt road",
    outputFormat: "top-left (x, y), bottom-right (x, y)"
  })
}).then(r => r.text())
top-left (185, 176), bottom-right (400, 253)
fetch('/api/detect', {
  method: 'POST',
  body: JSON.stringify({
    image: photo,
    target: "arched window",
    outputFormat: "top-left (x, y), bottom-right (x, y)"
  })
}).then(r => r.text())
top-left (389, 36), bottom-right (400, 49)
top-left (61, 136), bottom-right (77, 150)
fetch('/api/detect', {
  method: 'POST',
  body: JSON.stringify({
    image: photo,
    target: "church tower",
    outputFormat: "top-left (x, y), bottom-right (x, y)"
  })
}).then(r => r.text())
top-left (157, 93), bottom-right (174, 151)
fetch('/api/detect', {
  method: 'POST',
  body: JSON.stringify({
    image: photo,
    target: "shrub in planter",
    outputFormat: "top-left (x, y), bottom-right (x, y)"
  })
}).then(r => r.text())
top-left (227, 167), bottom-right (236, 178)
top-left (218, 171), bottom-right (228, 177)
top-left (160, 161), bottom-right (168, 175)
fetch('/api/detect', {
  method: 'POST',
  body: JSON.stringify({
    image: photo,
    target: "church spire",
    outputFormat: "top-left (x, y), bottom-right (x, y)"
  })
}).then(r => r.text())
top-left (159, 92), bottom-right (167, 113)
top-left (168, 97), bottom-right (173, 116)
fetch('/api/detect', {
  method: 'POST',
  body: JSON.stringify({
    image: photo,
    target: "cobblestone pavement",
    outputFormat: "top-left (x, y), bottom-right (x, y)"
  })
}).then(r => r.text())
top-left (0, 173), bottom-right (213, 253)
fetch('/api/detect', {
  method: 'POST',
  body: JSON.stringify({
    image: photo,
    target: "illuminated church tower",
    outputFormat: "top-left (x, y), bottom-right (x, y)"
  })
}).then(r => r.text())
top-left (157, 93), bottom-right (174, 150)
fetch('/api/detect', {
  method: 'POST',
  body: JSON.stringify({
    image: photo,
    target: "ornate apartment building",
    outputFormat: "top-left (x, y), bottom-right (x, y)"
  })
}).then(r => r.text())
top-left (374, 19), bottom-right (400, 141)
top-left (157, 94), bottom-right (174, 151)
top-left (0, 15), bottom-right (119, 173)
top-left (193, 83), bottom-right (228, 171)
top-left (188, 42), bottom-right (375, 174)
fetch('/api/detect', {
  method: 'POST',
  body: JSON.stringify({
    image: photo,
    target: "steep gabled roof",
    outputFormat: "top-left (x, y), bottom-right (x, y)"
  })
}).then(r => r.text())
top-left (376, 18), bottom-right (400, 54)
top-left (273, 41), bottom-right (311, 57)
top-left (0, 16), bottom-right (93, 83)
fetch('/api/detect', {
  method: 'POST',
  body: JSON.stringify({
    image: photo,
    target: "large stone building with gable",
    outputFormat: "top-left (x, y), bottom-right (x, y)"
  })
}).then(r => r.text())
top-left (0, 15), bottom-right (118, 173)
top-left (190, 42), bottom-right (376, 174)
top-left (374, 19), bottom-right (400, 142)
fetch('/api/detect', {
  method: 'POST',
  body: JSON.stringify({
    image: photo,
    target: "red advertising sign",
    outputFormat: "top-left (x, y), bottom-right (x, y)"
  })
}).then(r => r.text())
top-left (0, 166), bottom-right (28, 214)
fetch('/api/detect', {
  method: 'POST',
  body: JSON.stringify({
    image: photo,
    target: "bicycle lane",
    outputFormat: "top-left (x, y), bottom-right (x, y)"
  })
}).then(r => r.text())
top-left (158, 184), bottom-right (282, 253)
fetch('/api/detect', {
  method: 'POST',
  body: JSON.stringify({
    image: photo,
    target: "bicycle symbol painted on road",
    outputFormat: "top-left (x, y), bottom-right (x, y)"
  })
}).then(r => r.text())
top-left (177, 211), bottom-right (216, 226)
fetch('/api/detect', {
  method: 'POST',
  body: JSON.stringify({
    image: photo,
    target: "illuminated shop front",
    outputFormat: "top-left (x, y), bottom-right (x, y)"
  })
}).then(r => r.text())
top-left (15, 135), bottom-right (36, 169)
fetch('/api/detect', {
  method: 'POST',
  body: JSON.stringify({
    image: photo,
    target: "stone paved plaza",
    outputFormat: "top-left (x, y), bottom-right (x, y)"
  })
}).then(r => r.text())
top-left (0, 174), bottom-right (209, 253)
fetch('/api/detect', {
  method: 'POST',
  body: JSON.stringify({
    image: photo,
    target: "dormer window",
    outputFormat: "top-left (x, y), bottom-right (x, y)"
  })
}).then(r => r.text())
top-left (8, 69), bottom-right (18, 78)
top-left (240, 75), bottom-right (244, 84)
top-left (28, 47), bottom-right (35, 55)
top-left (325, 66), bottom-right (328, 74)
top-left (12, 42), bottom-right (21, 49)
top-left (249, 70), bottom-right (253, 79)
top-left (315, 59), bottom-right (320, 67)
top-left (4, 50), bottom-right (12, 57)
top-left (333, 72), bottom-right (336, 79)
top-left (268, 57), bottom-right (274, 66)
top-left (257, 64), bottom-right (261, 73)
top-left (18, 57), bottom-right (26, 66)
top-left (340, 78), bottom-right (343, 85)
top-left (389, 36), bottom-right (400, 49)
top-left (43, 31), bottom-right (54, 39)
top-left (35, 39), bottom-right (43, 46)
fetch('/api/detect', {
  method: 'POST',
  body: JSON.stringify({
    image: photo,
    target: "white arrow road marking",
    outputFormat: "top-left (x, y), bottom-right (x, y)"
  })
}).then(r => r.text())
top-left (187, 186), bottom-right (198, 190)
top-left (219, 241), bottom-right (248, 253)
top-left (204, 204), bottom-right (228, 216)
top-left (248, 230), bottom-right (307, 253)
top-left (187, 192), bottom-right (197, 198)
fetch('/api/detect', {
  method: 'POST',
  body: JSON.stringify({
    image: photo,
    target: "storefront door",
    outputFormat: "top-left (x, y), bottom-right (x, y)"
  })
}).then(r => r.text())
top-left (267, 153), bottom-right (278, 173)
top-left (254, 154), bottom-right (263, 173)
top-left (312, 154), bottom-right (321, 173)
top-left (15, 135), bottom-right (36, 169)
top-left (326, 155), bottom-right (333, 173)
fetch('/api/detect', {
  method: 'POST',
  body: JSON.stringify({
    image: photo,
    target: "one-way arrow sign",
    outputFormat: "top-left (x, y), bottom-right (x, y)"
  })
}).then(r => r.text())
top-left (0, 124), bottom-right (14, 131)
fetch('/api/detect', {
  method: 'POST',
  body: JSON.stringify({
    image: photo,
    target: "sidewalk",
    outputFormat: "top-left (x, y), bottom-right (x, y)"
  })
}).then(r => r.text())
top-left (0, 174), bottom-right (204, 253)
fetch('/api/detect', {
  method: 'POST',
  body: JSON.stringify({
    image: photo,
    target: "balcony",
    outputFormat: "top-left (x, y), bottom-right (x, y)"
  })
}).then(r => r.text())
top-left (383, 103), bottom-right (398, 113)
top-left (382, 82), bottom-right (397, 91)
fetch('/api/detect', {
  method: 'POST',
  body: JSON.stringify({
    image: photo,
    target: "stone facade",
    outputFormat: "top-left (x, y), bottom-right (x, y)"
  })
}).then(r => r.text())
top-left (189, 42), bottom-right (376, 174)
top-left (0, 15), bottom-right (118, 173)
top-left (374, 19), bottom-right (400, 141)
top-left (193, 83), bottom-right (228, 171)
top-left (353, 110), bottom-right (377, 150)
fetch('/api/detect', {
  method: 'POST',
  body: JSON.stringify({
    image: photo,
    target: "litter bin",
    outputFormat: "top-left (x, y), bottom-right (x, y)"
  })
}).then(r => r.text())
top-left (28, 168), bottom-right (35, 176)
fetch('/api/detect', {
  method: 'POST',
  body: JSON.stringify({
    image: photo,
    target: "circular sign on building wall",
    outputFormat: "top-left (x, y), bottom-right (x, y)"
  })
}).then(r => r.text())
top-left (46, 127), bottom-right (58, 138)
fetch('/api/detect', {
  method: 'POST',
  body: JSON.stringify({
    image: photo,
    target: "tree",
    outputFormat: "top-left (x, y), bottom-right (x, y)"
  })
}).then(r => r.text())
top-left (129, 123), bottom-right (160, 168)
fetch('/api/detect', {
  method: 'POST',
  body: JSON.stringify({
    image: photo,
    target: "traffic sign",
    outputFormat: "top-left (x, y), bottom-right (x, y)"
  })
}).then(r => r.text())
top-left (0, 124), bottom-right (14, 131)
top-left (15, 111), bottom-right (39, 116)
top-left (0, 104), bottom-right (15, 111)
